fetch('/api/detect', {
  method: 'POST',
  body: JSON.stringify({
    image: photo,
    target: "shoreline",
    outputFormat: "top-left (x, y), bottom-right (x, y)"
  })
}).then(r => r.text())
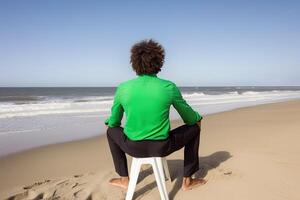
top-left (1, 100), bottom-right (300, 199)
top-left (1, 86), bottom-right (300, 157)
top-left (1, 98), bottom-right (299, 159)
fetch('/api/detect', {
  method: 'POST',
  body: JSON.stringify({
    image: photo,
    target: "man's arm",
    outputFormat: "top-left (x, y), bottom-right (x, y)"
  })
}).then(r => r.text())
top-left (104, 87), bottom-right (124, 127)
top-left (172, 84), bottom-right (203, 125)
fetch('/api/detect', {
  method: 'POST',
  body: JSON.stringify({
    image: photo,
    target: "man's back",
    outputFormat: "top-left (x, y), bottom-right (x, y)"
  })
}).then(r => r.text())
top-left (105, 74), bottom-right (202, 141)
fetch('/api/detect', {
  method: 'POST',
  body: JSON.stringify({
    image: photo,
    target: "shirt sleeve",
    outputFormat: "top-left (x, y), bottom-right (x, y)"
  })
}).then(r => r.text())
top-left (104, 86), bottom-right (124, 127)
top-left (172, 84), bottom-right (202, 125)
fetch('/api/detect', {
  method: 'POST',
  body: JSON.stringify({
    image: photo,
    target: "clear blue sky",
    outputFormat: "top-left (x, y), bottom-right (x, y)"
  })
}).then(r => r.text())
top-left (0, 0), bottom-right (299, 87)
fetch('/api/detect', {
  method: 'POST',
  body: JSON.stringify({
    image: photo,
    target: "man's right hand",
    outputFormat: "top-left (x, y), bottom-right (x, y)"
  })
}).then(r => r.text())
top-left (197, 120), bottom-right (202, 129)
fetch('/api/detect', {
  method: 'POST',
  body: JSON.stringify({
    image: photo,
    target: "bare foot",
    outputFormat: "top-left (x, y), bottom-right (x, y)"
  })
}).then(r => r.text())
top-left (108, 177), bottom-right (129, 189)
top-left (182, 177), bottom-right (207, 191)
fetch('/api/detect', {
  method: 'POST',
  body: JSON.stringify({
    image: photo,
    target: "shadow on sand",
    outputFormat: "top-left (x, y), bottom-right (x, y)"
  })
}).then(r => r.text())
top-left (133, 151), bottom-right (232, 200)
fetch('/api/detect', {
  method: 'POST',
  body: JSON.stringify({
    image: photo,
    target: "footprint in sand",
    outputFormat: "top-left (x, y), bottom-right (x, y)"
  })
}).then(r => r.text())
top-left (5, 190), bottom-right (45, 200)
top-left (74, 174), bottom-right (84, 178)
top-left (224, 171), bottom-right (232, 175)
top-left (23, 179), bottom-right (51, 190)
top-left (5, 172), bottom-right (116, 200)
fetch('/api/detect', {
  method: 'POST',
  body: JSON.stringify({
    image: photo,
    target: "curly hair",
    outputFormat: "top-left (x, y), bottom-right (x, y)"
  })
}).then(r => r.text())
top-left (130, 39), bottom-right (165, 75)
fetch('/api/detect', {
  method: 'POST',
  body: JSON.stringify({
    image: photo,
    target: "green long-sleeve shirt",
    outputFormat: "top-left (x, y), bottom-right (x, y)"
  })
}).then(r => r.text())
top-left (105, 74), bottom-right (202, 141)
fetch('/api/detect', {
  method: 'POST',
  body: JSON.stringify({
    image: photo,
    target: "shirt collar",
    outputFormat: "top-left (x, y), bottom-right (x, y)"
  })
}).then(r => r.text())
top-left (138, 74), bottom-right (157, 77)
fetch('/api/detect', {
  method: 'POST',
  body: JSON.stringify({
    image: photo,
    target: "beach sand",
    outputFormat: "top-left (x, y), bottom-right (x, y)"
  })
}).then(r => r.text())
top-left (0, 100), bottom-right (300, 200)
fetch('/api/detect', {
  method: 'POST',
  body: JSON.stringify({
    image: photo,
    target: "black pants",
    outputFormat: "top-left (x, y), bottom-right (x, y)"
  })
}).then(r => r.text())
top-left (106, 124), bottom-right (200, 177)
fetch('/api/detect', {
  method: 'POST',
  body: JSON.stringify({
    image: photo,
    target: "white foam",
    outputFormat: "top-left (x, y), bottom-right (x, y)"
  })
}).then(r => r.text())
top-left (0, 90), bottom-right (300, 119)
top-left (182, 92), bottom-right (206, 98)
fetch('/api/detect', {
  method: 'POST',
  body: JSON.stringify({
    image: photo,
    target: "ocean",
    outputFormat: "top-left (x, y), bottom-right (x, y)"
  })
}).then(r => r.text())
top-left (1, 86), bottom-right (300, 157)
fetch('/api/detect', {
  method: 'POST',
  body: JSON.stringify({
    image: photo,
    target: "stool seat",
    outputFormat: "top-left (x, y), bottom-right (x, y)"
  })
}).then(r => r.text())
top-left (125, 157), bottom-right (171, 200)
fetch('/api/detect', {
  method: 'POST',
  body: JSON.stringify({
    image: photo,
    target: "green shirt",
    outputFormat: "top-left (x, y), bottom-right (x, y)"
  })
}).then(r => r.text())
top-left (105, 74), bottom-right (202, 141)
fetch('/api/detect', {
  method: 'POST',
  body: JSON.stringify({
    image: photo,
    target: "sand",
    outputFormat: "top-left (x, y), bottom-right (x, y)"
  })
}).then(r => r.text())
top-left (0, 100), bottom-right (300, 200)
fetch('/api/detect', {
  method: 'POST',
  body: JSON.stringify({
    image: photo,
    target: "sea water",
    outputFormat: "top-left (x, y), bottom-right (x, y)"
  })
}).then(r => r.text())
top-left (1, 86), bottom-right (300, 156)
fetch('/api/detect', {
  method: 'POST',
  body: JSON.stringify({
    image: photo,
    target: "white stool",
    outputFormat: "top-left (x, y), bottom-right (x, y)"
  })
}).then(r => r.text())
top-left (125, 157), bottom-right (171, 200)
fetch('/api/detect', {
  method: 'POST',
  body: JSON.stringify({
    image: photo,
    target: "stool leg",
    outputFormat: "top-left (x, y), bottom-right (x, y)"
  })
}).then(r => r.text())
top-left (153, 158), bottom-right (169, 200)
top-left (126, 158), bottom-right (141, 200)
top-left (162, 158), bottom-right (171, 182)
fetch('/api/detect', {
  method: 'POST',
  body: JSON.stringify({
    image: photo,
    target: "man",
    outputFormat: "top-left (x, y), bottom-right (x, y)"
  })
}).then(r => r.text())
top-left (105, 39), bottom-right (206, 191)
